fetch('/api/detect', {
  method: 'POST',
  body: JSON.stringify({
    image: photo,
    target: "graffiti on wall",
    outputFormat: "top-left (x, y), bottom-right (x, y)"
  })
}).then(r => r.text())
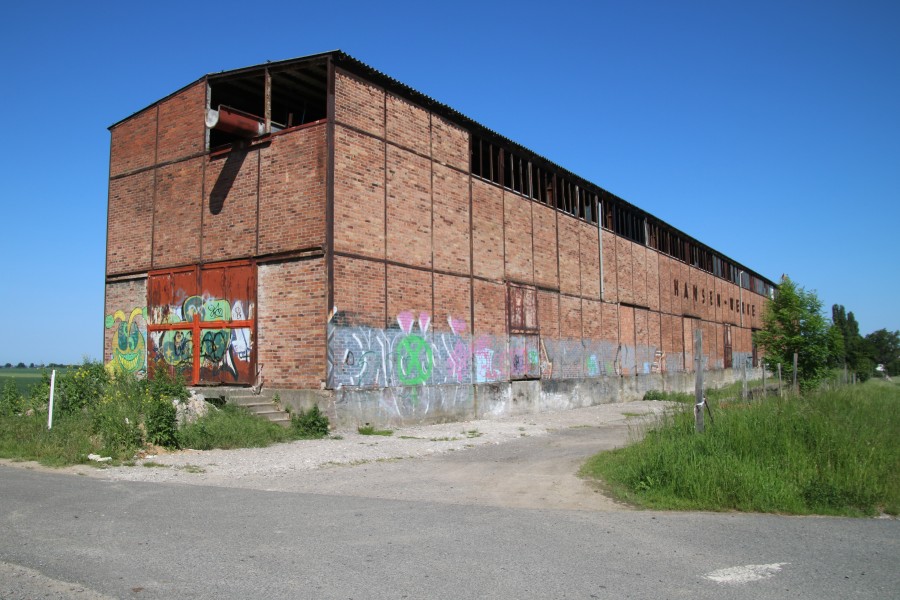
top-left (149, 295), bottom-right (252, 380)
top-left (105, 307), bottom-right (148, 374)
top-left (328, 310), bottom-right (712, 391)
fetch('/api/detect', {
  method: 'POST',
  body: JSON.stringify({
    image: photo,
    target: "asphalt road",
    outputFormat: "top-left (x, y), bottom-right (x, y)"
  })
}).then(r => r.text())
top-left (1, 465), bottom-right (897, 599)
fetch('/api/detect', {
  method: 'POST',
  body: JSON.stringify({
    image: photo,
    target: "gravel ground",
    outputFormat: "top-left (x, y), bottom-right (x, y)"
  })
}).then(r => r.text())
top-left (73, 400), bottom-right (673, 486)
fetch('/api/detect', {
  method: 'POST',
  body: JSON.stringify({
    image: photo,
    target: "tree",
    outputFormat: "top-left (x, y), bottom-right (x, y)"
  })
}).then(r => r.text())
top-left (832, 304), bottom-right (876, 381)
top-left (863, 328), bottom-right (900, 376)
top-left (754, 276), bottom-right (832, 392)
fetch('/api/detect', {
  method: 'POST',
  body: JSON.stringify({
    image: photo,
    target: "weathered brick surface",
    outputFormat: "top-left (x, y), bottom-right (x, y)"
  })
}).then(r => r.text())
top-left (387, 265), bottom-right (432, 323)
top-left (386, 94), bottom-right (430, 157)
top-left (473, 280), bottom-right (506, 336)
top-left (432, 163), bottom-right (470, 275)
top-left (616, 238), bottom-right (634, 304)
top-left (538, 291), bottom-right (560, 340)
top-left (433, 273), bottom-right (471, 332)
top-left (635, 308), bottom-right (649, 354)
top-left (335, 69), bottom-right (385, 137)
top-left (258, 124), bottom-right (327, 255)
top-left (601, 231), bottom-right (617, 303)
top-left (333, 255), bottom-right (385, 328)
top-left (152, 157), bottom-right (203, 268)
top-left (648, 311), bottom-right (661, 353)
top-left (583, 298), bottom-right (603, 340)
top-left (157, 82), bottom-right (205, 164)
top-left (504, 192), bottom-right (533, 284)
top-left (109, 108), bottom-right (156, 178)
top-left (333, 125), bottom-right (385, 258)
top-left (257, 258), bottom-right (326, 388)
top-left (558, 218), bottom-right (581, 295)
top-left (432, 115), bottom-right (468, 171)
top-left (107, 170), bottom-right (153, 275)
top-left (658, 255), bottom-right (671, 314)
top-left (387, 147), bottom-right (432, 269)
top-left (202, 146), bottom-right (259, 261)
top-left (533, 204), bottom-right (559, 289)
top-left (601, 302), bottom-right (618, 343)
top-left (471, 180), bottom-right (504, 281)
top-left (560, 295), bottom-right (582, 340)
top-left (647, 251), bottom-right (660, 311)
top-left (633, 244), bottom-right (648, 307)
top-left (579, 222), bottom-right (601, 300)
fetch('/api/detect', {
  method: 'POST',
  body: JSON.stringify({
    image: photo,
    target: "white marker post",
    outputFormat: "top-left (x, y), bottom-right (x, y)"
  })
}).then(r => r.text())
top-left (47, 369), bottom-right (56, 430)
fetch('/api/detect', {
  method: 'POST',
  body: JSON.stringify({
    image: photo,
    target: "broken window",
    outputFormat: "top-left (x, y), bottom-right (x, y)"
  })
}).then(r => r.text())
top-left (206, 62), bottom-right (328, 149)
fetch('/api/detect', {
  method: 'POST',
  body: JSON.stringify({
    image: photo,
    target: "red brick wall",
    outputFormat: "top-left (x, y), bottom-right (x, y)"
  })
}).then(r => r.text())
top-left (579, 222), bottom-right (601, 300)
top-left (335, 70), bottom-right (385, 138)
top-left (434, 273), bottom-right (471, 333)
top-left (387, 265), bottom-right (432, 322)
top-left (257, 258), bottom-right (326, 388)
top-left (203, 147), bottom-right (259, 261)
top-left (504, 191), bottom-right (533, 284)
top-left (258, 124), bottom-right (327, 255)
top-left (157, 82), bottom-right (206, 165)
top-left (433, 163), bottom-right (470, 275)
top-left (558, 219), bottom-right (581, 296)
top-left (538, 291), bottom-right (560, 340)
top-left (333, 255), bottom-right (385, 328)
top-left (386, 147), bottom-right (432, 269)
top-left (533, 204), bottom-right (559, 289)
top-left (107, 170), bottom-right (154, 275)
top-left (473, 280), bottom-right (506, 336)
top-left (472, 180), bottom-right (504, 280)
top-left (152, 158), bottom-right (203, 268)
top-left (601, 230), bottom-right (618, 303)
top-left (109, 108), bottom-right (157, 178)
top-left (333, 126), bottom-right (385, 258)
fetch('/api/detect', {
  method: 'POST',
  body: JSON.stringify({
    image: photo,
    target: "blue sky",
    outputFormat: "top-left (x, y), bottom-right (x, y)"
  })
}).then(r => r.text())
top-left (0, 0), bottom-right (897, 365)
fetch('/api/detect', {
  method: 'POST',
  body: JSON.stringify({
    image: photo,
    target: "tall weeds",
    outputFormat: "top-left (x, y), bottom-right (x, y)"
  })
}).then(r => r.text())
top-left (583, 380), bottom-right (899, 516)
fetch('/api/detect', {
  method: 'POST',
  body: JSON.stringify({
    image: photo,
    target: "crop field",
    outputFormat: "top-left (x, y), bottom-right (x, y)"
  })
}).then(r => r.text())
top-left (0, 368), bottom-right (72, 395)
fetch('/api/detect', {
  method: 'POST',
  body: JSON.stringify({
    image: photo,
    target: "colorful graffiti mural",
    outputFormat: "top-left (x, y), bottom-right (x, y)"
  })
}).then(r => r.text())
top-left (327, 310), bottom-right (703, 391)
top-left (149, 295), bottom-right (252, 381)
top-left (105, 307), bottom-right (147, 374)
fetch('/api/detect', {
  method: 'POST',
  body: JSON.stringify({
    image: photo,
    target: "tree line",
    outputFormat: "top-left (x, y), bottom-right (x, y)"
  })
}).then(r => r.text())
top-left (754, 276), bottom-right (899, 391)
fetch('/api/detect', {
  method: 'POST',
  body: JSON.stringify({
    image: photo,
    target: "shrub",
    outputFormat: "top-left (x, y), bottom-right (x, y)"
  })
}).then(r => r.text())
top-left (144, 396), bottom-right (178, 447)
top-left (177, 404), bottom-right (295, 450)
top-left (0, 379), bottom-right (22, 416)
top-left (56, 361), bottom-right (110, 414)
top-left (292, 405), bottom-right (330, 439)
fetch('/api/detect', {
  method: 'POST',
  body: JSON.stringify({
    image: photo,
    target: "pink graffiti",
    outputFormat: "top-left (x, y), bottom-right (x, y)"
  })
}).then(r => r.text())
top-left (418, 312), bottom-right (431, 334)
top-left (397, 311), bottom-right (415, 334)
top-left (447, 341), bottom-right (471, 383)
top-left (448, 315), bottom-right (467, 335)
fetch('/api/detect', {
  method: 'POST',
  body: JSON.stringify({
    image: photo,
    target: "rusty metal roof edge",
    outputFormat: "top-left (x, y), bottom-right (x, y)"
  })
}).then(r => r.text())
top-left (106, 49), bottom-right (776, 288)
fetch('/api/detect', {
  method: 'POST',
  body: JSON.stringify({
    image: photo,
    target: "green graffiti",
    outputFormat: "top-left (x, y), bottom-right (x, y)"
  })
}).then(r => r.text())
top-left (528, 348), bottom-right (540, 367)
top-left (105, 307), bottom-right (147, 374)
top-left (396, 335), bottom-right (433, 385)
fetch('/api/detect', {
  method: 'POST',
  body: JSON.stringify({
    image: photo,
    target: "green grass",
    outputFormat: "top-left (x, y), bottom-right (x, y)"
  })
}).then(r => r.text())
top-left (0, 412), bottom-right (96, 467)
top-left (582, 380), bottom-right (900, 516)
top-left (176, 404), bottom-right (301, 450)
top-left (358, 425), bottom-right (394, 436)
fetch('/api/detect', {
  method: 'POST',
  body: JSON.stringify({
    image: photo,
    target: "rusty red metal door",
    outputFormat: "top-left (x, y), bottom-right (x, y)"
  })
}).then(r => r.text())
top-left (147, 261), bottom-right (256, 386)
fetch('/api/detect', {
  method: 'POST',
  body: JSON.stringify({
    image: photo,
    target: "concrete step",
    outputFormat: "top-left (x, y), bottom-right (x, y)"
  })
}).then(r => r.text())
top-left (226, 394), bottom-right (292, 428)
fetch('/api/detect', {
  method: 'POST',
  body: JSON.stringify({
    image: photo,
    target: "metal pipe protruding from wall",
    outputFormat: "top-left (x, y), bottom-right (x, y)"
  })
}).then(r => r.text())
top-left (205, 105), bottom-right (266, 138)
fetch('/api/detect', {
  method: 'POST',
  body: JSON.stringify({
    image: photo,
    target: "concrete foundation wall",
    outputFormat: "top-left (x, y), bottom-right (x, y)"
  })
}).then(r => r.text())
top-left (239, 367), bottom-right (761, 429)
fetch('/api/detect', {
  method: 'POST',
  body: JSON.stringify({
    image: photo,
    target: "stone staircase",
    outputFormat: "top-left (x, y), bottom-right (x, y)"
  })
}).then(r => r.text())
top-left (228, 394), bottom-right (292, 427)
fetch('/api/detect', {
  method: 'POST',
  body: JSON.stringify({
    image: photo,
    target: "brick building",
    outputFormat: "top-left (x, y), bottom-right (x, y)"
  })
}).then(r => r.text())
top-left (104, 51), bottom-right (775, 425)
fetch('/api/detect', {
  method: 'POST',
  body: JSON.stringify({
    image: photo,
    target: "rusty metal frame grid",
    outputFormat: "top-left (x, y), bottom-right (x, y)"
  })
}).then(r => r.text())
top-left (146, 259), bottom-right (256, 385)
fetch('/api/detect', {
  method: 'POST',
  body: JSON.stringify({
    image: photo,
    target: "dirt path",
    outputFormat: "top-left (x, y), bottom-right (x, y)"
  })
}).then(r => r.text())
top-left (2, 401), bottom-right (674, 511)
